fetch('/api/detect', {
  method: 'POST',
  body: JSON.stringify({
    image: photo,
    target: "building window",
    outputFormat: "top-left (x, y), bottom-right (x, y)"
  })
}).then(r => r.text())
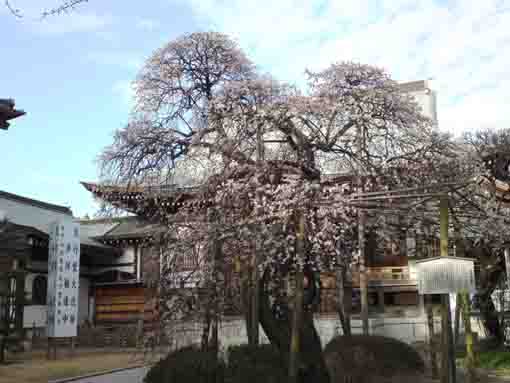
top-left (32, 275), bottom-right (47, 305)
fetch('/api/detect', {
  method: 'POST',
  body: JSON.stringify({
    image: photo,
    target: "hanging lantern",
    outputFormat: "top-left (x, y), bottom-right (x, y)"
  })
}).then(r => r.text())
top-left (416, 256), bottom-right (476, 294)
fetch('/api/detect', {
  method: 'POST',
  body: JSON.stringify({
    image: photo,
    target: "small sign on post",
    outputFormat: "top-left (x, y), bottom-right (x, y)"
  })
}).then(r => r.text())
top-left (416, 256), bottom-right (476, 295)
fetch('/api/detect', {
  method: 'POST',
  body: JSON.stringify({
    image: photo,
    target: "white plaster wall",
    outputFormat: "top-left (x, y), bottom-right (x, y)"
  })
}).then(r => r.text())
top-left (23, 273), bottom-right (91, 327)
top-left (0, 196), bottom-right (72, 234)
top-left (89, 246), bottom-right (136, 276)
top-left (119, 247), bottom-right (136, 264)
top-left (166, 314), bottom-right (488, 352)
top-left (409, 89), bottom-right (438, 122)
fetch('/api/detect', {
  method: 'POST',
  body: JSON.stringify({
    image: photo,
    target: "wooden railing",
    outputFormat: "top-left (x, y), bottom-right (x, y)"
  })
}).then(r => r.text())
top-left (351, 266), bottom-right (411, 286)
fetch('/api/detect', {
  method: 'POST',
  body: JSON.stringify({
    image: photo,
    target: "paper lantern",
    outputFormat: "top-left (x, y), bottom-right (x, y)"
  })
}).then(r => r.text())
top-left (416, 256), bottom-right (475, 294)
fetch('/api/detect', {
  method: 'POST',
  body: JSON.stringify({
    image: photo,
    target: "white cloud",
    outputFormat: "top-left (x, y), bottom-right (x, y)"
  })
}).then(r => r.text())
top-left (175, 0), bottom-right (510, 136)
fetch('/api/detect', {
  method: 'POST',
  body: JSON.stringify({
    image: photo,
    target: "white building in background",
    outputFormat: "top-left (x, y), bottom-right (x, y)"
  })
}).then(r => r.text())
top-left (399, 79), bottom-right (438, 122)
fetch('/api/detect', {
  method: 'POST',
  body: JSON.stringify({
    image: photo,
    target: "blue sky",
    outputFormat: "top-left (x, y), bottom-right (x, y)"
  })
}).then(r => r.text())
top-left (1, 0), bottom-right (510, 218)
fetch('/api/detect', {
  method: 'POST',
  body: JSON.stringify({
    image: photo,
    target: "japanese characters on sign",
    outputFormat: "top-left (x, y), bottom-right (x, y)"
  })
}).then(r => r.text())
top-left (416, 256), bottom-right (475, 295)
top-left (46, 220), bottom-right (80, 338)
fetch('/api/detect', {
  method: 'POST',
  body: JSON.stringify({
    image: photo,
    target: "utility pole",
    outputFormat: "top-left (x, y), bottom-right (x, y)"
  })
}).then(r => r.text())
top-left (440, 196), bottom-right (456, 383)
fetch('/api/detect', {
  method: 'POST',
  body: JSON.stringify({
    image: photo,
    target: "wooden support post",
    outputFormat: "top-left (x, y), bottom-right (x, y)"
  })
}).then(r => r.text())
top-left (461, 292), bottom-right (476, 383)
top-left (359, 210), bottom-right (369, 335)
top-left (427, 296), bottom-right (438, 379)
top-left (70, 337), bottom-right (75, 358)
top-left (46, 337), bottom-right (51, 360)
top-left (250, 123), bottom-right (264, 346)
top-left (440, 196), bottom-right (456, 383)
top-left (288, 210), bottom-right (305, 383)
top-left (419, 294), bottom-right (425, 317)
top-left (377, 287), bottom-right (385, 314)
top-left (505, 247), bottom-right (510, 290)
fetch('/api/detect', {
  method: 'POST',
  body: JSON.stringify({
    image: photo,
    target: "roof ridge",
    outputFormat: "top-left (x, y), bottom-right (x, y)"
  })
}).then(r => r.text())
top-left (0, 190), bottom-right (72, 215)
top-left (79, 216), bottom-right (135, 224)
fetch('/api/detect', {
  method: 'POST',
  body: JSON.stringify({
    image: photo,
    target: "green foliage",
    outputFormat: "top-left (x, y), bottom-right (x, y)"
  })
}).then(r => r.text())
top-left (145, 344), bottom-right (285, 383)
top-left (225, 344), bottom-right (286, 383)
top-left (144, 346), bottom-right (225, 383)
top-left (475, 351), bottom-right (510, 370)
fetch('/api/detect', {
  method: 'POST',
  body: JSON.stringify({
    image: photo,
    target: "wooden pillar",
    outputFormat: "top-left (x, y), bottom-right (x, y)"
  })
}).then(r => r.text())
top-left (505, 247), bottom-right (510, 290)
top-left (440, 196), bottom-right (456, 383)
top-left (461, 292), bottom-right (476, 383)
top-left (418, 294), bottom-right (425, 316)
top-left (427, 296), bottom-right (438, 379)
top-left (250, 123), bottom-right (264, 346)
top-left (359, 210), bottom-right (369, 335)
top-left (377, 287), bottom-right (385, 314)
top-left (288, 210), bottom-right (305, 383)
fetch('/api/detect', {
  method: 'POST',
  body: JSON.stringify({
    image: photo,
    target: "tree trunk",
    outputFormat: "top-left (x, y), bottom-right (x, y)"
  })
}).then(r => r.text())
top-left (259, 274), bottom-right (330, 383)
top-left (201, 307), bottom-right (211, 351)
top-left (336, 266), bottom-right (351, 336)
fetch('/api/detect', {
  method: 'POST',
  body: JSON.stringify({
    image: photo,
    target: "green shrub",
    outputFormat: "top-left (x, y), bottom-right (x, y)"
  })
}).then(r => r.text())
top-left (144, 346), bottom-right (225, 383)
top-left (477, 351), bottom-right (510, 370)
top-left (226, 344), bottom-right (286, 383)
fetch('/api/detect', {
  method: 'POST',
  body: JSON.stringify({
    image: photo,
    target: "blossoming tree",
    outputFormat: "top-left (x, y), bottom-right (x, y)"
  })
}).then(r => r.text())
top-left (94, 32), bottom-right (460, 383)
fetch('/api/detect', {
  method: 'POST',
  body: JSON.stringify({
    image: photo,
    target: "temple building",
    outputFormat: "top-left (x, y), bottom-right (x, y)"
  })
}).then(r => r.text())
top-left (0, 190), bottom-right (159, 334)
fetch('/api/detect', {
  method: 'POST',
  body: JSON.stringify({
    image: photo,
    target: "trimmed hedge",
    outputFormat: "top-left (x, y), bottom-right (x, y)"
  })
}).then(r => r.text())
top-left (324, 335), bottom-right (425, 383)
top-left (145, 344), bottom-right (284, 383)
top-left (226, 344), bottom-right (286, 383)
top-left (144, 346), bottom-right (225, 383)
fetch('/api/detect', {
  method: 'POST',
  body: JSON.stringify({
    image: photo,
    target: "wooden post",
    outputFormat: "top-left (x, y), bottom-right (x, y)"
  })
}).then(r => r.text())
top-left (70, 337), bottom-right (75, 358)
top-left (336, 265), bottom-right (351, 335)
top-left (359, 210), bottom-right (369, 335)
top-left (505, 247), bottom-right (510, 290)
top-left (288, 210), bottom-right (305, 383)
top-left (440, 196), bottom-right (456, 383)
top-left (454, 229), bottom-right (464, 345)
top-left (419, 294), bottom-right (425, 317)
top-left (427, 297), bottom-right (439, 379)
top-left (461, 292), bottom-right (476, 383)
top-left (377, 287), bottom-right (385, 314)
top-left (250, 124), bottom-right (264, 346)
